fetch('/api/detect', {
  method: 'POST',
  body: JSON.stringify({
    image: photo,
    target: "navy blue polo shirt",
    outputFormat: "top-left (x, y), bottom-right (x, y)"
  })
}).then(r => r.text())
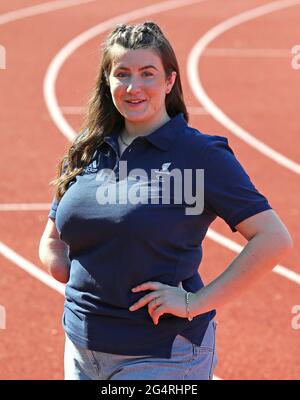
top-left (48, 113), bottom-right (272, 358)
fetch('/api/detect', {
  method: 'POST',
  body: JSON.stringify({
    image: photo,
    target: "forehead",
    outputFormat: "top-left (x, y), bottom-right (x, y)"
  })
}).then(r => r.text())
top-left (109, 45), bottom-right (163, 69)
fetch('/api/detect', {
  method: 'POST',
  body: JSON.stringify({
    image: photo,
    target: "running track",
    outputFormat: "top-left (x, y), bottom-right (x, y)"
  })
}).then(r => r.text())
top-left (0, 0), bottom-right (299, 380)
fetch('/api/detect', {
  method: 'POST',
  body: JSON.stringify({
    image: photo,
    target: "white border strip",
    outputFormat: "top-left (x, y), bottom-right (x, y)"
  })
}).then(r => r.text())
top-left (187, 0), bottom-right (300, 175)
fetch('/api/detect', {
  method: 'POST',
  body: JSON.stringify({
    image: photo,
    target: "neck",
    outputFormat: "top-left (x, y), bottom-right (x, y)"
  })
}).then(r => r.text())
top-left (123, 109), bottom-right (170, 138)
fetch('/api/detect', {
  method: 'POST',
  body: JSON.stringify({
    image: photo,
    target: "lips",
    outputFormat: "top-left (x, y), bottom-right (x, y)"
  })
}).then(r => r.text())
top-left (125, 99), bottom-right (146, 104)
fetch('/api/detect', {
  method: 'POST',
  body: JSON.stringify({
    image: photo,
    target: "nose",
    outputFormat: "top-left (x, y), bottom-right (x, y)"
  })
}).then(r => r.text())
top-left (126, 76), bottom-right (142, 94)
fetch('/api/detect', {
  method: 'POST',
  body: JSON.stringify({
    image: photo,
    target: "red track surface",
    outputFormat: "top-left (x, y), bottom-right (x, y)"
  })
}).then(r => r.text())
top-left (0, 0), bottom-right (299, 380)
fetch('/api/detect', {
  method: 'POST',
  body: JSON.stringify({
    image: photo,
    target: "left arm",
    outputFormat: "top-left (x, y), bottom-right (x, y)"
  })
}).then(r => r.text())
top-left (189, 209), bottom-right (293, 317)
top-left (129, 209), bottom-right (293, 324)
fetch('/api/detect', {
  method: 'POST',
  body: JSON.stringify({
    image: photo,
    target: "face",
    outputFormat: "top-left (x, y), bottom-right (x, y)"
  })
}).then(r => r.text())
top-left (108, 45), bottom-right (176, 132)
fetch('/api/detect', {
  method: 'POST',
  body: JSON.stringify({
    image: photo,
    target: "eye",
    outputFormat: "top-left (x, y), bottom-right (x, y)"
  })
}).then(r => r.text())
top-left (142, 71), bottom-right (153, 77)
top-left (116, 72), bottom-right (129, 78)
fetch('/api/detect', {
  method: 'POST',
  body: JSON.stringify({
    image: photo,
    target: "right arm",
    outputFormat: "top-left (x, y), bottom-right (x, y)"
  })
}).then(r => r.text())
top-left (39, 218), bottom-right (70, 283)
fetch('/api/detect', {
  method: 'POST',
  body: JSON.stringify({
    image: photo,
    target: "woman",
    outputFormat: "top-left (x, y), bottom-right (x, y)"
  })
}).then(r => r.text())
top-left (39, 22), bottom-right (293, 380)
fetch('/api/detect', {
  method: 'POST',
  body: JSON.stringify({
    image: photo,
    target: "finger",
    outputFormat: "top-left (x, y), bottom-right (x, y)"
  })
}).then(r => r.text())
top-left (148, 297), bottom-right (161, 315)
top-left (129, 293), bottom-right (157, 311)
top-left (131, 281), bottom-right (164, 292)
top-left (152, 306), bottom-right (164, 325)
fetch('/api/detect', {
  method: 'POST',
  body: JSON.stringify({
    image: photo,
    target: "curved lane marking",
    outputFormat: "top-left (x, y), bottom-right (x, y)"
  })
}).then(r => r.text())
top-left (0, 0), bottom-right (95, 26)
top-left (187, 0), bottom-right (300, 174)
top-left (203, 47), bottom-right (291, 58)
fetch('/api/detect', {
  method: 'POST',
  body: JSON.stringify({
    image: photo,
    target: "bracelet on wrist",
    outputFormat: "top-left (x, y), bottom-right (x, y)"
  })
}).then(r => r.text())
top-left (185, 291), bottom-right (193, 321)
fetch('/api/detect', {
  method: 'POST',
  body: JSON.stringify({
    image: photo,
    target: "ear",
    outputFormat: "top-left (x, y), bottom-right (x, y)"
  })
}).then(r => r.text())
top-left (166, 71), bottom-right (177, 94)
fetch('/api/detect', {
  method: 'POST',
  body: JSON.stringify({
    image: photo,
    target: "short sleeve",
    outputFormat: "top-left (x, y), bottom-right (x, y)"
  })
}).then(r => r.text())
top-left (48, 198), bottom-right (59, 220)
top-left (203, 136), bottom-right (272, 232)
top-left (47, 130), bottom-right (88, 221)
top-left (48, 159), bottom-right (69, 221)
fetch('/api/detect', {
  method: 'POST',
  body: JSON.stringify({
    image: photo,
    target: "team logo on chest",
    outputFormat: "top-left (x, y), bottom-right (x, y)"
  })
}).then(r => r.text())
top-left (85, 160), bottom-right (98, 173)
top-left (154, 162), bottom-right (172, 182)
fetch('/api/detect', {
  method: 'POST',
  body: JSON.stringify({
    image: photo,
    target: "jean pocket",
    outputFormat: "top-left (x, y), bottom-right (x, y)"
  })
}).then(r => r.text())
top-left (192, 319), bottom-right (217, 354)
top-left (191, 320), bottom-right (218, 380)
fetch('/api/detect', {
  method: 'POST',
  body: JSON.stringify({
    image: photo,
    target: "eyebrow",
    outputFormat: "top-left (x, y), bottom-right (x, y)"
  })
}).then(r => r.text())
top-left (114, 65), bottom-right (158, 71)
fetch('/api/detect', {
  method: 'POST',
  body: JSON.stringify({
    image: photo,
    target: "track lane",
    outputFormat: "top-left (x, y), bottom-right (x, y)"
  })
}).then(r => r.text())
top-left (0, 256), bottom-right (64, 379)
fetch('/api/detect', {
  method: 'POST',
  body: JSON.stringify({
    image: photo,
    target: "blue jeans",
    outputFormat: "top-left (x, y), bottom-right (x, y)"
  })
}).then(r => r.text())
top-left (64, 319), bottom-right (218, 380)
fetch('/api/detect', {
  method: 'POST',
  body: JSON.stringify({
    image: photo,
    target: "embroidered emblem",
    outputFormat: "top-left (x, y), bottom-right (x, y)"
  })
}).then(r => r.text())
top-left (85, 159), bottom-right (98, 173)
top-left (154, 162), bottom-right (172, 182)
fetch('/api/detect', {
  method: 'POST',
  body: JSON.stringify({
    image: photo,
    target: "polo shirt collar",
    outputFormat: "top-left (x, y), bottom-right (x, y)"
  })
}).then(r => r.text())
top-left (103, 113), bottom-right (187, 152)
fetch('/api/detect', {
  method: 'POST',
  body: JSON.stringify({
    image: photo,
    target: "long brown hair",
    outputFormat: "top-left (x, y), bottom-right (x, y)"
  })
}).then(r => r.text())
top-left (51, 21), bottom-right (188, 201)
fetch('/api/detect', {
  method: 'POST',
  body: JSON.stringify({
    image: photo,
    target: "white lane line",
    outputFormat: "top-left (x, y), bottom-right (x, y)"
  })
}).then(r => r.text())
top-left (61, 106), bottom-right (86, 114)
top-left (0, 0), bottom-right (95, 26)
top-left (188, 106), bottom-right (209, 114)
top-left (187, 0), bottom-right (300, 175)
top-left (203, 48), bottom-right (291, 58)
top-left (60, 105), bottom-right (208, 115)
top-left (207, 229), bottom-right (300, 285)
top-left (0, 203), bottom-right (51, 211)
top-left (0, 241), bottom-right (65, 295)
top-left (43, 0), bottom-right (207, 142)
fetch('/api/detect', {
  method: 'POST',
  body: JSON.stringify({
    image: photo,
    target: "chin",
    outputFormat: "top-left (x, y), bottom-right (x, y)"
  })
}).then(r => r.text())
top-left (123, 112), bottom-right (152, 123)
